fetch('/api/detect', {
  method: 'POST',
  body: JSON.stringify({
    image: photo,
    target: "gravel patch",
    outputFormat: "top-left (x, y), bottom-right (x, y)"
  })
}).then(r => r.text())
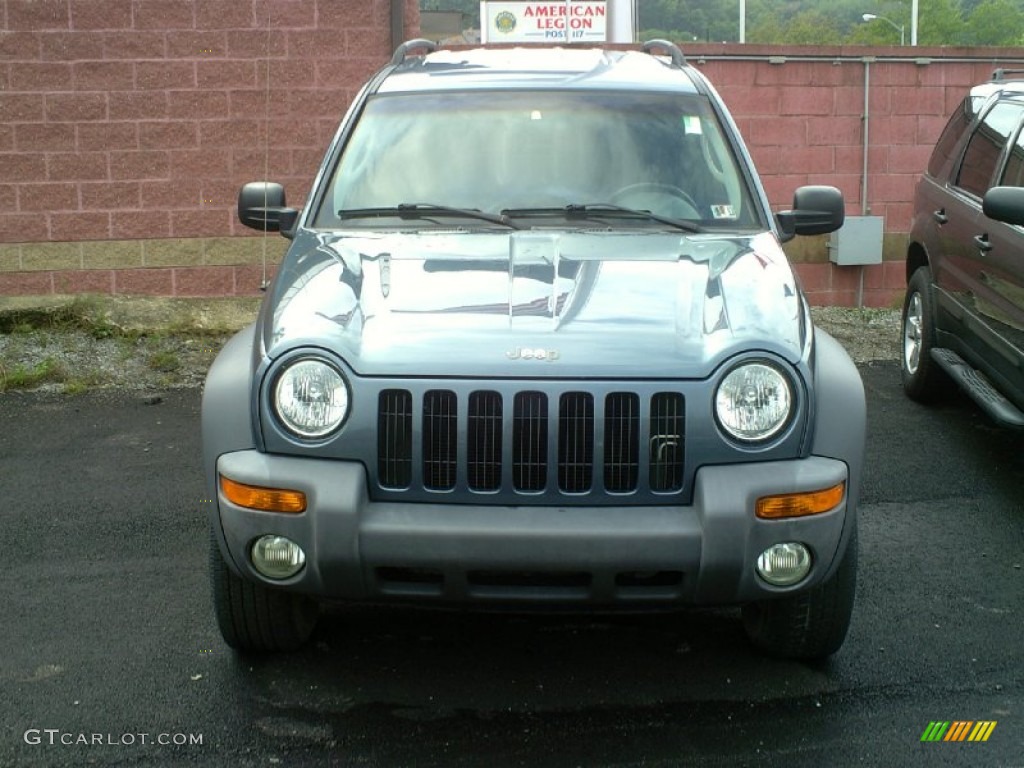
top-left (0, 329), bottom-right (229, 393)
top-left (810, 306), bottom-right (902, 365)
top-left (0, 296), bottom-right (251, 394)
top-left (0, 298), bottom-right (901, 394)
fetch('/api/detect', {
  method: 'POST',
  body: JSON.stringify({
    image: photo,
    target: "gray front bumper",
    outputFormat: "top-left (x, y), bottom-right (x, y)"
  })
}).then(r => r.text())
top-left (212, 451), bottom-right (852, 606)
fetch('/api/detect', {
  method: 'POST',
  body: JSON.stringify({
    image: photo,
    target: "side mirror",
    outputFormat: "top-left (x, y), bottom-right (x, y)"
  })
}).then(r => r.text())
top-left (983, 185), bottom-right (1024, 226)
top-left (776, 185), bottom-right (845, 242)
top-left (238, 182), bottom-right (299, 237)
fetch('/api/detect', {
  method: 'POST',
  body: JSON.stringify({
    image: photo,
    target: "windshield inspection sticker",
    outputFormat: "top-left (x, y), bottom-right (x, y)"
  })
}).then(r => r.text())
top-left (710, 204), bottom-right (736, 219)
top-left (682, 115), bottom-right (702, 134)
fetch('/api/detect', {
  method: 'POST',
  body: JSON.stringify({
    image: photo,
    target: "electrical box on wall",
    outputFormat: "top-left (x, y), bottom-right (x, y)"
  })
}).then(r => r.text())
top-left (827, 216), bottom-right (883, 266)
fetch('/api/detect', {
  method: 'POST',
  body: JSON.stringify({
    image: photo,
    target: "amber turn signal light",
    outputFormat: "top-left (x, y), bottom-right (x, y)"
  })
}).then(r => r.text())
top-left (219, 475), bottom-right (307, 513)
top-left (755, 482), bottom-right (845, 519)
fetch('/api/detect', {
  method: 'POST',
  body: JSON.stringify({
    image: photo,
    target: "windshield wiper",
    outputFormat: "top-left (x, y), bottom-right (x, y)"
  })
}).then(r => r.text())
top-left (337, 204), bottom-right (519, 229)
top-left (501, 204), bottom-right (702, 233)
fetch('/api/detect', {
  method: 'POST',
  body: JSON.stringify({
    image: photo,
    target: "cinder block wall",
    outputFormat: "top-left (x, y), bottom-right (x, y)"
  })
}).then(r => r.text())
top-left (0, 0), bottom-right (419, 297)
top-left (1, 21), bottom-right (1021, 306)
top-left (693, 44), bottom-right (1021, 307)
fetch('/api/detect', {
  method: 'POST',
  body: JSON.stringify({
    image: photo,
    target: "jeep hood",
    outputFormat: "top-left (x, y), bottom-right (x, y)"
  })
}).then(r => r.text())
top-left (261, 230), bottom-right (809, 379)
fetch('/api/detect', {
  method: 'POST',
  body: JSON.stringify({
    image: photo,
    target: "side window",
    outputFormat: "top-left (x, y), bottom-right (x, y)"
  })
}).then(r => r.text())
top-left (956, 101), bottom-right (1024, 198)
top-left (928, 97), bottom-right (973, 178)
top-left (1000, 122), bottom-right (1024, 187)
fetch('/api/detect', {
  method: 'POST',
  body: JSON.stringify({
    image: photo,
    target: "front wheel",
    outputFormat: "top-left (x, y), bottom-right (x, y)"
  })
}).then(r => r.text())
top-left (901, 267), bottom-right (950, 402)
top-left (209, 528), bottom-right (318, 652)
top-left (742, 531), bottom-right (857, 660)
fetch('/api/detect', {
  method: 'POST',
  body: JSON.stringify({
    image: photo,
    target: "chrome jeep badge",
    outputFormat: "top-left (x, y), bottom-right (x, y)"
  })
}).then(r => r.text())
top-left (506, 347), bottom-right (560, 361)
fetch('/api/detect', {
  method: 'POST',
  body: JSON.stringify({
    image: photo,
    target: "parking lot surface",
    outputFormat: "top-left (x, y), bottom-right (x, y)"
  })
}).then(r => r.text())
top-left (1, 361), bottom-right (1021, 767)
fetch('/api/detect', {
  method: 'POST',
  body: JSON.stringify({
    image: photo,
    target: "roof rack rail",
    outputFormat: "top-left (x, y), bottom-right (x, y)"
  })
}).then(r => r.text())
top-left (992, 67), bottom-right (1024, 82)
top-left (642, 39), bottom-right (686, 66)
top-left (390, 38), bottom-right (438, 66)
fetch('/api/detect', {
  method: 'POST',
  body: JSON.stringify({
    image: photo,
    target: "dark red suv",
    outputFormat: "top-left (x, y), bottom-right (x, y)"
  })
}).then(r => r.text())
top-left (903, 70), bottom-right (1024, 427)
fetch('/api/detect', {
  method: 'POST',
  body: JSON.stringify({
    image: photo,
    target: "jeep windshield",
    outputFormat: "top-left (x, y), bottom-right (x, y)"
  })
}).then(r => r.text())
top-left (315, 90), bottom-right (761, 232)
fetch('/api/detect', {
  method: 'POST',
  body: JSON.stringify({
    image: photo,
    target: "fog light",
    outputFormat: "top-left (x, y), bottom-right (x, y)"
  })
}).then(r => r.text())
top-left (756, 542), bottom-right (812, 586)
top-left (251, 535), bottom-right (305, 580)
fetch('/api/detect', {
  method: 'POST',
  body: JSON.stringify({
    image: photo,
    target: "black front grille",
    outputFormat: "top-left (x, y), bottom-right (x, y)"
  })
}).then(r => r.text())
top-left (604, 392), bottom-right (640, 492)
top-left (376, 387), bottom-right (686, 498)
top-left (467, 390), bottom-right (502, 491)
top-left (558, 392), bottom-right (594, 492)
top-left (423, 390), bottom-right (457, 490)
top-left (512, 391), bottom-right (548, 491)
top-left (377, 389), bottom-right (412, 488)
top-left (650, 392), bottom-right (685, 492)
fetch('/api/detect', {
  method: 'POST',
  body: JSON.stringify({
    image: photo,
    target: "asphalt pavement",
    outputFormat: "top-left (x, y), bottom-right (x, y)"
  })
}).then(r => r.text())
top-left (0, 362), bottom-right (1021, 767)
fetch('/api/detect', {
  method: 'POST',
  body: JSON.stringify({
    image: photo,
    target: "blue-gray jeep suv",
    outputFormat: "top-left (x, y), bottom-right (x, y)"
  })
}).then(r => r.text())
top-left (204, 40), bottom-right (862, 659)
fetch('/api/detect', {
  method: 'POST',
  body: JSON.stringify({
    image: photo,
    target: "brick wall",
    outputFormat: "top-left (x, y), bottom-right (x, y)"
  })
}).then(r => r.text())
top-left (0, 0), bottom-right (419, 297)
top-left (1, 27), bottom-right (1022, 306)
top-left (690, 43), bottom-right (1024, 306)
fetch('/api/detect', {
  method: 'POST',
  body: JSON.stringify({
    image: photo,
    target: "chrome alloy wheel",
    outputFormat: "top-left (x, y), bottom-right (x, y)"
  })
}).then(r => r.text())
top-left (903, 291), bottom-right (923, 375)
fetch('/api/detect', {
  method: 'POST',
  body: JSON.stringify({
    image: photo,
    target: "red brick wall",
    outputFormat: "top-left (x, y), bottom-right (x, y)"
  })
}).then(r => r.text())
top-left (689, 43), bottom-right (1024, 305)
top-left (693, 45), bottom-right (1008, 232)
top-left (0, 0), bottom-right (419, 244)
top-left (3, 30), bottom-right (1023, 306)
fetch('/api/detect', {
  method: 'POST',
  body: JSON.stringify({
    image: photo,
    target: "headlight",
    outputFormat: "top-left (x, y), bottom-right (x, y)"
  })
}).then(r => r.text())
top-left (714, 361), bottom-right (793, 442)
top-left (273, 358), bottom-right (349, 438)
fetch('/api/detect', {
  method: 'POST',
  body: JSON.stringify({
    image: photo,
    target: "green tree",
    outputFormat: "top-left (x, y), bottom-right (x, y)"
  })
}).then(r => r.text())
top-left (746, 14), bottom-right (785, 44)
top-left (915, 0), bottom-right (968, 44)
top-left (965, 0), bottom-right (1024, 44)
top-left (850, 14), bottom-right (907, 45)
top-left (783, 10), bottom-right (846, 43)
top-left (748, 6), bottom-right (845, 44)
top-left (639, 0), bottom-right (744, 42)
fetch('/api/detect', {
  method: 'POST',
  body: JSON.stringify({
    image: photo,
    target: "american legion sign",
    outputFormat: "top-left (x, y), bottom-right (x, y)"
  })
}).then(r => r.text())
top-left (480, 1), bottom-right (637, 43)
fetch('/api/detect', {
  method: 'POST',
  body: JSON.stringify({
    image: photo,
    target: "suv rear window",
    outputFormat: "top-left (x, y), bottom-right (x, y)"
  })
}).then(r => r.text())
top-left (927, 97), bottom-right (973, 178)
top-left (1000, 114), bottom-right (1024, 187)
top-left (956, 101), bottom-right (1024, 197)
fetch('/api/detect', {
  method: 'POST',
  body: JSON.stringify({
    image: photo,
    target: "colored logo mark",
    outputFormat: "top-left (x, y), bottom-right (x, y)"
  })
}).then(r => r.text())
top-left (495, 11), bottom-right (516, 34)
top-left (920, 721), bottom-right (997, 742)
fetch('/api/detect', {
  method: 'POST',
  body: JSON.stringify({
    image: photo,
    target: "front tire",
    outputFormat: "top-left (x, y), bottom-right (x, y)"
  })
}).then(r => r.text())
top-left (209, 528), bottom-right (318, 652)
top-left (742, 531), bottom-right (857, 660)
top-left (901, 267), bottom-right (950, 402)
